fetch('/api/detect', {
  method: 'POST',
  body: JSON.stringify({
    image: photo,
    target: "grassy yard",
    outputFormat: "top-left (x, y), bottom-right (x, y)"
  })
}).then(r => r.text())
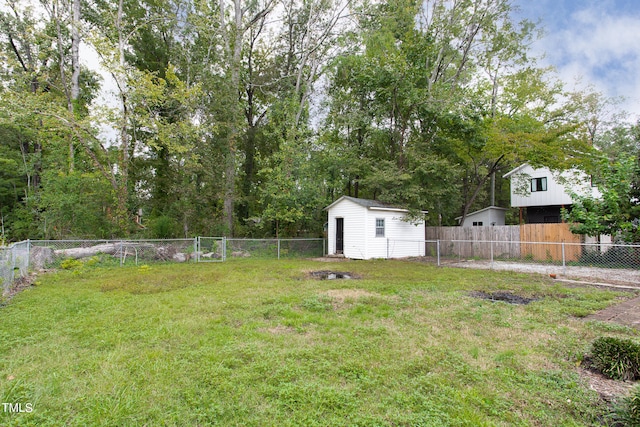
top-left (1, 259), bottom-right (638, 426)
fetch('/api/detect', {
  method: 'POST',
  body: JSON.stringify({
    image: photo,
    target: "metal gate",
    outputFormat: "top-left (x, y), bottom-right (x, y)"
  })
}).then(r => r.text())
top-left (196, 237), bottom-right (226, 262)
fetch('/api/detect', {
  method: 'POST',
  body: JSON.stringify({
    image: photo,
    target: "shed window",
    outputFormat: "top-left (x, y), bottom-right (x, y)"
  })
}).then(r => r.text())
top-left (472, 221), bottom-right (483, 226)
top-left (531, 177), bottom-right (547, 192)
top-left (375, 218), bottom-right (385, 237)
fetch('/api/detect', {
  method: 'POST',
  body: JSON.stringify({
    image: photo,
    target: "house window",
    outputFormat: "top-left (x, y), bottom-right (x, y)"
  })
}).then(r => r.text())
top-left (375, 218), bottom-right (385, 237)
top-left (472, 221), bottom-right (483, 226)
top-left (531, 177), bottom-right (547, 192)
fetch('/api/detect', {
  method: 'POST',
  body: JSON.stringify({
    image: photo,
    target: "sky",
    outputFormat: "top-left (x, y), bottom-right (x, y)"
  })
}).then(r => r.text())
top-left (513, 0), bottom-right (640, 121)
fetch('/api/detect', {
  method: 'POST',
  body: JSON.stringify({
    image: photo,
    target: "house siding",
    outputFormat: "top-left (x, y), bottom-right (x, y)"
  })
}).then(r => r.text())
top-left (507, 165), bottom-right (599, 208)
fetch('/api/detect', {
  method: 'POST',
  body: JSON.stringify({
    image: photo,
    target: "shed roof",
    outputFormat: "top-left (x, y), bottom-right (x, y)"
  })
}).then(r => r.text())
top-left (455, 206), bottom-right (508, 221)
top-left (324, 196), bottom-right (409, 212)
top-left (502, 164), bottom-right (529, 178)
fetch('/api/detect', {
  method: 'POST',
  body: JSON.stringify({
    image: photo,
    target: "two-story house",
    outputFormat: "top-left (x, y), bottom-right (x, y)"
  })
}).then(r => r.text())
top-left (503, 164), bottom-right (600, 224)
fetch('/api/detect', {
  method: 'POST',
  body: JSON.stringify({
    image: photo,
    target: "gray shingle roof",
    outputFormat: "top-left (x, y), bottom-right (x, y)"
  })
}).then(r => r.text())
top-left (341, 196), bottom-right (395, 209)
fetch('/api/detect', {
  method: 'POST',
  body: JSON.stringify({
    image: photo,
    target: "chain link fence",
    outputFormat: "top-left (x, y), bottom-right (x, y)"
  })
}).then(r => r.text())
top-left (1, 241), bottom-right (30, 297)
top-left (195, 237), bottom-right (226, 262)
top-left (25, 237), bottom-right (325, 270)
top-left (392, 238), bottom-right (640, 273)
top-left (226, 238), bottom-right (325, 259)
top-left (4, 236), bottom-right (639, 294)
top-left (29, 239), bottom-right (199, 269)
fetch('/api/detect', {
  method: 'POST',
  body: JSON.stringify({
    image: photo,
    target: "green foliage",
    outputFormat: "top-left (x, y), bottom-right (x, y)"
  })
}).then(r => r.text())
top-left (148, 215), bottom-right (180, 239)
top-left (589, 336), bottom-right (640, 381)
top-left (0, 0), bottom-right (622, 239)
top-left (620, 386), bottom-right (640, 426)
top-left (60, 258), bottom-right (83, 270)
top-left (38, 171), bottom-right (116, 239)
top-left (565, 155), bottom-right (640, 243)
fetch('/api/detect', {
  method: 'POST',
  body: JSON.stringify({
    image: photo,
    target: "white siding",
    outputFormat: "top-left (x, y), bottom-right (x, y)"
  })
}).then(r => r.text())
top-left (327, 199), bottom-right (367, 258)
top-left (460, 208), bottom-right (506, 227)
top-left (509, 165), bottom-right (599, 208)
top-left (366, 210), bottom-right (425, 259)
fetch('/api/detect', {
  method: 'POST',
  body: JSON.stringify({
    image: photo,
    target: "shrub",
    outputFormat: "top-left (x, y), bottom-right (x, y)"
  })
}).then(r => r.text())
top-left (149, 215), bottom-right (179, 239)
top-left (589, 337), bottom-right (640, 381)
top-left (60, 258), bottom-right (83, 270)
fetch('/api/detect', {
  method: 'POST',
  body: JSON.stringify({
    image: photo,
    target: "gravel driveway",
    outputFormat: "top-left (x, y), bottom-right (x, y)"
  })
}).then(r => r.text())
top-left (445, 259), bottom-right (640, 288)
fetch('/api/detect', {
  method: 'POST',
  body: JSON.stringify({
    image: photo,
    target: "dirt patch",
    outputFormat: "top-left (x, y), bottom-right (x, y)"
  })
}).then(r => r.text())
top-left (577, 366), bottom-right (637, 404)
top-left (1, 274), bottom-right (37, 304)
top-left (470, 290), bottom-right (539, 305)
top-left (584, 295), bottom-right (640, 330)
top-left (308, 270), bottom-right (359, 280)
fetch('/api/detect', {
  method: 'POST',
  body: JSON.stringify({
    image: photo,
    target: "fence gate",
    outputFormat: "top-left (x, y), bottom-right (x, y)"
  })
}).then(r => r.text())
top-left (196, 237), bottom-right (226, 262)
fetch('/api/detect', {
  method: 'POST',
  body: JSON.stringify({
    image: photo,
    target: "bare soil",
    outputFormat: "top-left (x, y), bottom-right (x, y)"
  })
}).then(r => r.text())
top-left (1, 274), bottom-right (36, 303)
top-left (469, 290), bottom-right (538, 305)
top-left (577, 367), bottom-right (637, 403)
top-left (307, 270), bottom-right (360, 280)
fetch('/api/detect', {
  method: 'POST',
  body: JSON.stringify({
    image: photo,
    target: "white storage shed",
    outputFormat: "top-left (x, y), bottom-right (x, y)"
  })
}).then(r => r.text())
top-left (325, 196), bottom-right (426, 259)
top-left (456, 206), bottom-right (507, 227)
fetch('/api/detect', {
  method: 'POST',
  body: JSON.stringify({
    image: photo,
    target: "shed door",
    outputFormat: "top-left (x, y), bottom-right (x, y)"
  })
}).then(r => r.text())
top-left (335, 218), bottom-right (344, 254)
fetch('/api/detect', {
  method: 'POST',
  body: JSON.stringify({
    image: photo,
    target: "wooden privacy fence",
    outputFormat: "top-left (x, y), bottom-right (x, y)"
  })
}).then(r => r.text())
top-left (425, 223), bottom-right (584, 262)
top-left (520, 223), bottom-right (583, 262)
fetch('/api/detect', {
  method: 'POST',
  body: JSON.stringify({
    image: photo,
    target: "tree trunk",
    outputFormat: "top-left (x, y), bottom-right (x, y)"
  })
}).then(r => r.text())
top-left (459, 155), bottom-right (505, 226)
top-left (69, 0), bottom-right (81, 171)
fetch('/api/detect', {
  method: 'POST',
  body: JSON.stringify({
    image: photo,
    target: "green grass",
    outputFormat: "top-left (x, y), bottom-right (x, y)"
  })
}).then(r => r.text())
top-left (1, 259), bottom-right (638, 426)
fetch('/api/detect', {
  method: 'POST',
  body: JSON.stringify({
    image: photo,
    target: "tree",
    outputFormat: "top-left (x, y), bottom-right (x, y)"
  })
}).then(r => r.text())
top-left (563, 125), bottom-right (640, 243)
top-left (323, 0), bottom-right (589, 225)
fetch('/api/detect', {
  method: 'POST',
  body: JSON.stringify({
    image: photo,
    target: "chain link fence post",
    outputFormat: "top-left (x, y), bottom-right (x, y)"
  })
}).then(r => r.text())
top-left (490, 238), bottom-right (494, 270)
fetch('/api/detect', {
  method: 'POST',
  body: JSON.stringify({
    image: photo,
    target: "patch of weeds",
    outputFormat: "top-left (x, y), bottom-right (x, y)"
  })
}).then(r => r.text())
top-left (587, 320), bottom-right (639, 335)
top-left (301, 295), bottom-right (333, 312)
top-left (338, 361), bottom-right (369, 381)
top-left (621, 385), bottom-right (640, 426)
top-left (587, 336), bottom-right (640, 380)
top-left (100, 276), bottom-right (190, 294)
top-left (85, 256), bottom-right (101, 267)
top-left (60, 258), bottom-right (83, 270)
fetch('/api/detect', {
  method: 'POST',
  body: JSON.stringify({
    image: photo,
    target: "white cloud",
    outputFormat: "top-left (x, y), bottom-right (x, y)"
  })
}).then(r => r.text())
top-left (533, 3), bottom-right (640, 120)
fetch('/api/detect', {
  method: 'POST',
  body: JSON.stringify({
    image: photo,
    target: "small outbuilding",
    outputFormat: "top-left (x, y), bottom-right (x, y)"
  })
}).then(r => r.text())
top-left (456, 206), bottom-right (507, 227)
top-left (325, 196), bottom-right (426, 259)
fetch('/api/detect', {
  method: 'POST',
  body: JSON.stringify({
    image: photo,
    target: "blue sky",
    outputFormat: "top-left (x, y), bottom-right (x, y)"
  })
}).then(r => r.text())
top-left (513, 0), bottom-right (640, 120)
